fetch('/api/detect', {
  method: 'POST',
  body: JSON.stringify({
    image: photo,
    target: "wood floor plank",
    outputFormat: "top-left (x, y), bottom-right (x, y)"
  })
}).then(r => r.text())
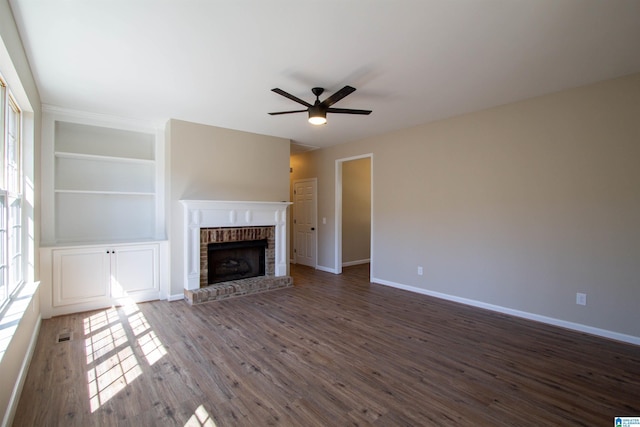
top-left (12, 263), bottom-right (640, 426)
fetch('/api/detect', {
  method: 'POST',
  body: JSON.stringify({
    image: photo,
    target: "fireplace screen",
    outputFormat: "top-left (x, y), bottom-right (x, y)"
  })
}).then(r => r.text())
top-left (207, 239), bottom-right (268, 284)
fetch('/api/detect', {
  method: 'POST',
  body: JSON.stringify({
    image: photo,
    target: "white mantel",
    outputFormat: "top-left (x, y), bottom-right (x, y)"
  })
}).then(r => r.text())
top-left (180, 200), bottom-right (291, 290)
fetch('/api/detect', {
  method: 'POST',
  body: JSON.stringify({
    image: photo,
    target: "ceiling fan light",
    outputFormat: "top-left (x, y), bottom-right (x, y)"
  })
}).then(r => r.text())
top-left (308, 115), bottom-right (327, 125)
top-left (308, 106), bottom-right (327, 125)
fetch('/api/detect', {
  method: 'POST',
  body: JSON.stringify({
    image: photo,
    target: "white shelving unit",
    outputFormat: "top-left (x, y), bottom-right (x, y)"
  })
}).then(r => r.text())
top-left (50, 119), bottom-right (159, 243)
top-left (41, 106), bottom-right (165, 245)
top-left (40, 106), bottom-right (169, 317)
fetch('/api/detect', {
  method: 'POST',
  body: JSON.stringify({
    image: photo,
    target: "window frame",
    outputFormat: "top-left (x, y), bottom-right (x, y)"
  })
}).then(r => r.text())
top-left (0, 74), bottom-right (25, 312)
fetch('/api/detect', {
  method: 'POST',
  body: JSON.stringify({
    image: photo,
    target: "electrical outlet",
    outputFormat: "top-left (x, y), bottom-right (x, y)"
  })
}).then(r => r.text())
top-left (576, 293), bottom-right (587, 306)
top-left (417, 266), bottom-right (423, 276)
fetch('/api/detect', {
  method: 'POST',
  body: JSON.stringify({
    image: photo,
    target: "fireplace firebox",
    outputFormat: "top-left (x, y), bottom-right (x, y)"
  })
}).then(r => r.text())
top-left (207, 239), bottom-right (268, 284)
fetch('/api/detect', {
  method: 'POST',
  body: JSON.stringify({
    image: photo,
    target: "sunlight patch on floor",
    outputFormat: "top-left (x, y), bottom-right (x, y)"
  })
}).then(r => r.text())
top-left (84, 309), bottom-right (127, 364)
top-left (127, 307), bottom-right (167, 365)
top-left (184, 404), bottom-right (217, 427)
top-left (87, 345), bottom-right (142, 412)
top-left (138, 330), bottom-right (167, 365)
top-left (82, 303), bottom-right (167, 412)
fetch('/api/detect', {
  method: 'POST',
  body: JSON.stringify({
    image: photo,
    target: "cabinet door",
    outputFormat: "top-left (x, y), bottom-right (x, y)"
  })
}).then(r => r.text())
top-left (52, 248), bottom-right (111, 307)
top-left (111, 244), bottom-right (159, 303)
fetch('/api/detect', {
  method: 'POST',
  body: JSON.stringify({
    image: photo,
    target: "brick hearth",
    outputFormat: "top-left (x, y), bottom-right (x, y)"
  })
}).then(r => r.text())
top-left (185, 275), bottom-right (293, 305)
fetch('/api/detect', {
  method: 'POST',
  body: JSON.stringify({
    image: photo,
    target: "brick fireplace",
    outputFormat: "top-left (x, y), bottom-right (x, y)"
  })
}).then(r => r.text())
top-left (200, 226), bottom-right (274, 286)
top-left (180, 200), bottom-right (292, 304)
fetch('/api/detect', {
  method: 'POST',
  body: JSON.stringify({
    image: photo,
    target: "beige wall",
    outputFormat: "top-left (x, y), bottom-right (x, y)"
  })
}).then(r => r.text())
top-left (1, 0), bottom-right (42, 424)
top-left (291, 72), bottom-right (640, 340)
top-left (167, 119), bottom-right (290, 297)
top-left (342, 157), bottom-right (371, 264)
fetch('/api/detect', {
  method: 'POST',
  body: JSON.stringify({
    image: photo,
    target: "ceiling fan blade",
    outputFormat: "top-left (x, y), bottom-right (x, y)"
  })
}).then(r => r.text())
top-left (321, 85), bottom-right (356, 107)
top-left (271, 88), bottom-right (312, 107)
top-left (268, 109), bottom-right (308, 115)
top-left (326, 107), bottom-right (372, 115)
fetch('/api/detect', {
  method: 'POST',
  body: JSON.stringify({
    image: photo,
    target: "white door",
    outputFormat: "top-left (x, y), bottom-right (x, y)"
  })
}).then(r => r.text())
top-left (293, 179), bottom-right (317, 267)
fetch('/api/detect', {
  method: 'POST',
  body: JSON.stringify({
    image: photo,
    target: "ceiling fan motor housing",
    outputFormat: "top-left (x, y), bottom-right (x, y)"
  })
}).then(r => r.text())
top-left (308, 104), bottom-right (327, 124)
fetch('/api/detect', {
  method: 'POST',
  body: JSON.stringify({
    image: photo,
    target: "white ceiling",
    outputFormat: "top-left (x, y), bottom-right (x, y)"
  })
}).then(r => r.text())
top-left (8, 0), bottom-right (640, 150)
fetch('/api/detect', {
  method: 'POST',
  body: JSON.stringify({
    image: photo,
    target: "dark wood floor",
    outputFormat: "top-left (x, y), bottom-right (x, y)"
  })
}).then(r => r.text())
top-left (13, 264), bottom-right (640, 426)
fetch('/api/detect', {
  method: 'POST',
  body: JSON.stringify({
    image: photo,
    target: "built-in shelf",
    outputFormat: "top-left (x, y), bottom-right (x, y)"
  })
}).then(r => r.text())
top-left (41, 107), bottom-right (165, 246)
top-left (55, 151), bottom-right (156, 164)
top-left (54, 190), bottom-right (156, 196)
top-left (54, 119), bottom-right (155, 160)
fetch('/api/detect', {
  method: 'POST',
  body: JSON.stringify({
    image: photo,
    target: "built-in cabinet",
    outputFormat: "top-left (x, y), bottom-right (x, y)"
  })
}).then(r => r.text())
top-left (40, 106), bottom-right (168, 317)
top-left (44, 242), bottom-right (163, 316)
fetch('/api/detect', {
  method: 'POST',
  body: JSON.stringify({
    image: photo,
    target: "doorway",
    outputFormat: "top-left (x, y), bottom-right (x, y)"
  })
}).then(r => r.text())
top-left (335, 154), bottom-right (372, 275)
top-left (293, 178), bottom-right (317, 267)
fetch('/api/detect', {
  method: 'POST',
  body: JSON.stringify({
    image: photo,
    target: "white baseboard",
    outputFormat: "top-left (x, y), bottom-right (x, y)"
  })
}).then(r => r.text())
top-left (342, 258), bottom-right (370, 267)
top-left (316, 265), bottom-right (338, 274)
top-left (2, 313), bottom-right (41, 427)
top-left (167, 293), bottom-right (185, 302)
top-left (371, 276), bottom-right (640, 346)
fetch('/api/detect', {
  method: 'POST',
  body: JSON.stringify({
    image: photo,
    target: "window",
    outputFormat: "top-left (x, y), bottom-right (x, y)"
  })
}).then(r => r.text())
top-left (0, 75), bottom-right (23, 308)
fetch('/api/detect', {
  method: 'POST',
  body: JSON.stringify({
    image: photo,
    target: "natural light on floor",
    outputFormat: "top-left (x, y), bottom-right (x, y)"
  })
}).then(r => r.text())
top-left (83, 300), bottom-right (167, 413)
top-left (184, 404), bottom-right (217, 427)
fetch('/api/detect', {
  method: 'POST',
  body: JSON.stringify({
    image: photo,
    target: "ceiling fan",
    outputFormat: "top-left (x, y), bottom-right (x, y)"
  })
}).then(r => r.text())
top-left (268, 85), bottom-right (372, 125)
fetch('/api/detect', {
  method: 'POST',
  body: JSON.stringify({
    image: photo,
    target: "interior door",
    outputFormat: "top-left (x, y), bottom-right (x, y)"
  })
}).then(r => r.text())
top-left (293, 178), bottom-right (317, 267)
